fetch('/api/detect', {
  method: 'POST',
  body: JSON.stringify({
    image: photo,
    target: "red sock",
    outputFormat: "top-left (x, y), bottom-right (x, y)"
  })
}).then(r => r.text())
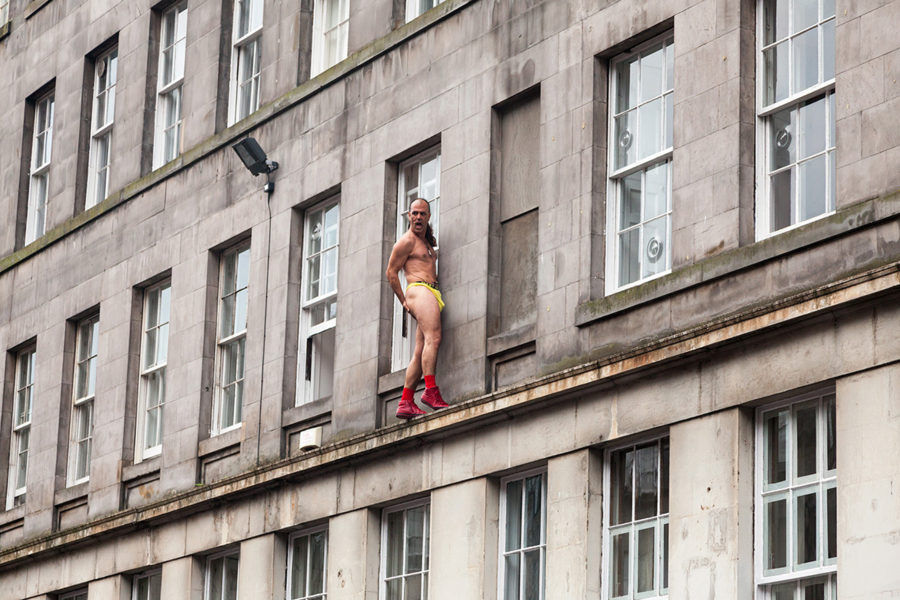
top-left (424, 375), bottom-right (437, 389)
top-left (402, 387), bottom-right (415, 402)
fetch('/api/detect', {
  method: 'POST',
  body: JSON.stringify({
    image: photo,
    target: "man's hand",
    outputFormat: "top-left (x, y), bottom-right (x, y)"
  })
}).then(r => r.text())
top-left (402, 299), bottom-right (413, 318)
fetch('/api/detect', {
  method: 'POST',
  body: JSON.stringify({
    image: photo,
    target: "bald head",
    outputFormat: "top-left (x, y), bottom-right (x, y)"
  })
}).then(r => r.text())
top-left (409, 198), bottom-right (431, 215)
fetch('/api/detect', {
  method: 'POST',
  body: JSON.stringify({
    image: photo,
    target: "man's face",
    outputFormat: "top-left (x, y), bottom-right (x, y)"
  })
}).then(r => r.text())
top-left (408, 201), bottom-right (430, 235)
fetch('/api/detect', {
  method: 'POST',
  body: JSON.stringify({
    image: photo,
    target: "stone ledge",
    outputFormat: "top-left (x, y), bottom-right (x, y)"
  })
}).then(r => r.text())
top-left (575, 190), bottom-right (900, 327)
top-left (24, 0), bottom-right (52, 19)
top-left (1, 261), bottom-right (896, 568)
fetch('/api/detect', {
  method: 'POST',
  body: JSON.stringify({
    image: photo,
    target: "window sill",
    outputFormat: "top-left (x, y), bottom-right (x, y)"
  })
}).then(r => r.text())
top-left (575, 194), bottom-right (897, 327)
top-left (25, 0), bottom-right (52, 19)
top-left (377, 369), bottom-right (406, 395)
top-left (487, 323), bottom-right (535, 357)
top-left (0, 503), bottom-right (25, 527)
top-left (199, 426), bottom-right (242, 458)
top-left (123, 454), bottom-right (161, 482)
top-left (283, 398), bottom-right (331, 429)
top-left (54, 481), bottom-right (88, 507)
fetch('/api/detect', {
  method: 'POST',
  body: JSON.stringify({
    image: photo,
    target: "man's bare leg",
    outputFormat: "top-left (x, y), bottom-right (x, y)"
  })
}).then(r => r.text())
top-left (406, 287), bottom-right (448, 409)
top-left (397, 307), bottom-right (427, 419)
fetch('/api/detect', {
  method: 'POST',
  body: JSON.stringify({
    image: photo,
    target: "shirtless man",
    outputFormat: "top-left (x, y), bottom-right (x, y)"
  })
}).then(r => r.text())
top-left (386, 198), bottom-right (450, 419)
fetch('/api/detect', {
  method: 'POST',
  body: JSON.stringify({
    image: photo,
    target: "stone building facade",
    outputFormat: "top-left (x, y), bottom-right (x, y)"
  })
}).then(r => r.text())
top-left (0, 0), bottom-right (898, 598)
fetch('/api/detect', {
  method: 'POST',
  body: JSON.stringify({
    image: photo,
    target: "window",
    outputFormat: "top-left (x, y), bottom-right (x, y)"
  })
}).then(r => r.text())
top-left (87, 47), bottom-right (118, 209)
top-left (69, 315), bottom-right (99, 485)
top-left (499, 469), bottom-right (547, 600)
top-left (229, 0), bottom-right (262, 124)
top-left (756, 391), bottom-right (836, 599)
top-left (297, 199), bottom-right (339, 405)
top-left (405, 0), bottom-right (445, 21)
top-left (134, 569), bottom-right (162, 600)
top-left (26, 92), bottom-right (54, 244)
top-left (381, 499), bottom-right (430, 600)
top-left (390, 147), bottom-right (440, 372)
top-left (6, 348), bottom-right (35, 509)
top-left (60, 590), bottom-right (88, 600)
top-left (213, 245), bottom-right (249, 434)
top-left (311, 0), bottom-right (348, 77)
top-left (757, 0), bottom-right (835, 237)
top-left (136, 281), bottom-right (170, 461)
top-left (0, 0), bottom-right (8, 24)
top-left (154, 2), bottom-right (187, 168)
top-left (206, 550), bottom-right (240, 600)
top-left (603, 437), bottom-right (669, 600)
top-left (287, 526), bottom-right (327, 600)
top-left (606, 34), bottom-right (673, 292)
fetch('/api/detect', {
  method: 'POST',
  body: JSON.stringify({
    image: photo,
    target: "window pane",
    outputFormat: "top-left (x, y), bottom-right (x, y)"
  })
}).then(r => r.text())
top-left (611, 449), bottom-right (633, 525)
top-left (640, 46), bottom-right (664, 102)
top-left (618, 228), bottom-right (640, 286)
top-left (795, 403), bottom-right (817, 478)
top-left (770, 582), bottom-right (794, 600)
top-left (406, 574), bottom-right (423, 600)
top-left (307, 254), bottom-right (322, 300)
top-left (406, 506), bottom-right (425, 572)
top-left (523, 474), bottom-right (543, 548)
top-left (619, 171), bottom-right (641, 228)
top-left (504, 553), bottom-right (520, 600)
top-left (614, 109), bottom-right (636, 169)
top-left (291, 536), bottom-right (309, 598)
top-left (311, 328), bottom-right (335, 402)
top-left (611, 531), bottom-right (630, 597)
top-left (792, 0), bottom-right (818, 31)
top-left (764, 42), bottom-right (789, 105)
top-left (661, 522), bottom-right (668, 590)
top-left (642, 215), bottom-right (668, 279)
top-left (210, 558), bottom-right (224, 600)
top-left (822, 19), bottom-right (835, 81)
top-left (635, 526), bottom-right (655, 593)
top-left (825, 396), bottom-right (836, 471)
top-left (224, 555), bottom-right (239, 600)
top-left (309, 531), bottom-right (326, 594)
top-left (616, 55), bottom-right (639, 112)
top-left (796, 491), bottom-right (817, 565)
top-left (386, 578), bottom-right (402, 600)
top-left (792, 27), bottom-right (819, 93)
top-left (763, 0), bottom-right (788, 44)
top-left (637, 98), bottom-right (662, 160)
top-left (664, 93), bottom-right (673, 149)
top-left (801, 580), bottom-right (825, 600)
top-left (799, 96), bottom-right (826, 159)
top-left (523, 548), bottom-right (541, 600)
top-left (765, 497), bottom-right (787, 570)
top-left (387, 510), bottom-right (404, 577)
top-left (506, 479), bottom-right (523, 551)
top-left (234, 288), bottom-right (248, 333)
top-left (771, 168), bottom-right (794, 232)
top-left (799, 154), bottom-right (827, 221)
top-left (826, 486), bottom-right (836, 560)
top-left (770, 107), bottom-right (795, 171)
top-left (659, 439), bottom-right (669, 514)
top-left (15, 430), bottom-right (29, 488)
top-left (634, 444), bottom-right (659, 519)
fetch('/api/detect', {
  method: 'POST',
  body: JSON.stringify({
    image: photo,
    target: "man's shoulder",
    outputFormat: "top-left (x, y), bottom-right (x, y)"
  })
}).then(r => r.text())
top-left (392, 231), bottom-right (416, 251)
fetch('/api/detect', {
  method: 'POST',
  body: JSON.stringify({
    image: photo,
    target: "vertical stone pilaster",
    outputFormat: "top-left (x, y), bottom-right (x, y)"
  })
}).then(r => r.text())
top-left (161, 556), bottom-right (204, 600)
top-left (668, 407), bottom-right (753, 600)
top-left (328, 508), bottom-right (381, 600)
top-left (238, 533), bottom-right (287, 600)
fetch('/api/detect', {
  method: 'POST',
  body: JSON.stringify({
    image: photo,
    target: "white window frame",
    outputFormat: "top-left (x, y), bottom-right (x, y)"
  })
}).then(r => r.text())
top-left (227, 0), bottom-right (263, 124)
top-left (605, 32), bottom-right (674, 294)
top-left (135, 281), bottom-right (171, 462)
top-left (0, 0), bottom-right (9, 25)
top-left (390, 147), bottom-right (441, 372)
top-left (755, 0), bottom-right (836, 239)
top-left (310, 0), bottom-right (349, 77)
top-left (498, 467), bottom-right (547, 600)
top-left (296, 197), bottom-right (339, 406)
top-left (6, 348), bottom-right (35, 510)
top-left (755, 390), bottom-right (837, 599)
top-left (205, 549), bottom-right (240, 600)
top-left (133, 568), bottom-right (162, 600)
top-left (287, 525), bottom-right (328, 600)
top-left (26, 92), bottom-right (54, 244)
top-left (86, 46), bottom-right (118, 209)
top-left (68, 315), bottom-right (99, 486)
top-left (380, 497), bottom-right (430, 600)
top-left (212, 244), bottom-right (250, 435)
top-left (153, 1), bottom-right (188, 168)
top-left (404, 0), bottom-right (445, 22)
top-left (601, 435), bottom-right (669, 600)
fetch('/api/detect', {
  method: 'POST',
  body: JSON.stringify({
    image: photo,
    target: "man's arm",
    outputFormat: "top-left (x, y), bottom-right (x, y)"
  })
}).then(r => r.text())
top-left (386, 235), bottom-right (414, 313)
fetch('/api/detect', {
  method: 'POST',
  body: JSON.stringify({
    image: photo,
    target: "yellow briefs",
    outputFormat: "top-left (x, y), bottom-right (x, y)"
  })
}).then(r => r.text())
top-left (406, 282), bottom-right (445, 312)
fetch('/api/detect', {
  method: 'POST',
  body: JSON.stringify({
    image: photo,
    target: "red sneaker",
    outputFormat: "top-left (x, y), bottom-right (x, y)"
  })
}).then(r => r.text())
top-left (421, 387), bottom-right (449, 409)
top-left (396, 397), bottom-right (426, 419)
